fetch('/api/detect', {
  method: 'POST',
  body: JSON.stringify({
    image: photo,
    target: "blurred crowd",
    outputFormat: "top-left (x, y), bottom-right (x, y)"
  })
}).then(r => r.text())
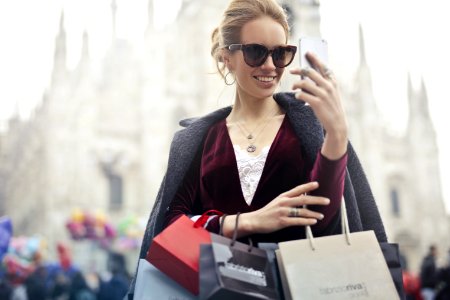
top-left (2, 215), bottom-right (450, 300)
top-left (0, 251), bottom-right (130, 300)
top-left (1, 215), bottom-right (136, 300)
top-left (403, 245), bottom-right (450, 300)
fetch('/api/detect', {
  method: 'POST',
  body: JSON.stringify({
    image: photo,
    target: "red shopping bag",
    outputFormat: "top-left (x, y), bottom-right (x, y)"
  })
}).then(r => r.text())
top-left (146, 210), bottom-right (223, 295)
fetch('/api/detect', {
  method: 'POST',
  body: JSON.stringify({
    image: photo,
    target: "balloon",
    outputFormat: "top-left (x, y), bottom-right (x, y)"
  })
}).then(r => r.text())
top-left (66, 221), bottom-right (85, 240)
top-left (117, 215), bottom-right (144, 238)
top-left (27, 237), bottom-right (40, 254)
top-left (70, 208), bottom-right (84, 223)
top-left (83, 212), bottom-right (95, 227)
top-left (94, 210), bottom-right (106, 226)
top-left (0, 216), bottom-right (13, 260)
top-left (66, 210), bottom-right (119, 242)
top-left (104, 223), bottom-right (117, 239)
top-left (3, 254), bottom-right (34, 284)
top-left (117, 217), bottom-right (132, 235)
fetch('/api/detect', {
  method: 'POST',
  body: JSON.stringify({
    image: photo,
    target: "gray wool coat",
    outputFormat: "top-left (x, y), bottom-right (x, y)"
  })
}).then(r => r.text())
top-left (126, 92), bottom-right (388, 299)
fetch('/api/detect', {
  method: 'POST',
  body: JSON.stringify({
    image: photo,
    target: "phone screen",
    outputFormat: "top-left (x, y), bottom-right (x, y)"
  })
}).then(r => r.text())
top-left (299, 37), bottom-right (328, 71)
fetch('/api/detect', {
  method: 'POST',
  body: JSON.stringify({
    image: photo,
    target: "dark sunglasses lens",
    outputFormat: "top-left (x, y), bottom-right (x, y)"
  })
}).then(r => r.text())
top-left (243, 44), bottom-right (268, 67)
top-left (273, 47), bottom-right (295, 68)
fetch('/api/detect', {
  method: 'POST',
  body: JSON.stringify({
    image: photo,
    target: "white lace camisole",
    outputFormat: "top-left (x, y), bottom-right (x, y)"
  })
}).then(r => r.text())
top-left (233, 145), bottom-right (270, 206)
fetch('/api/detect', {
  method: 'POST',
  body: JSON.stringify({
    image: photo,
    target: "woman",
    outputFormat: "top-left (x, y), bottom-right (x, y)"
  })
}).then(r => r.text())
top-left (128, 0), bottom-right (387, 297)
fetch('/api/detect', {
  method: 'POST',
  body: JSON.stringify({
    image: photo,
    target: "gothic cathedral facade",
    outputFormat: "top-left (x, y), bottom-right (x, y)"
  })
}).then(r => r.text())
top-left (0, 0), bottom-right (448, 273)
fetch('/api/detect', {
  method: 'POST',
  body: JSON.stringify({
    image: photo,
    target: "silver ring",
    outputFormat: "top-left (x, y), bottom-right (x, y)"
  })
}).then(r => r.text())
top-left (289, 207), bottom-right (299, 218)
top-left (301, 67), bottom-right (311, 77)
top-left (323, 68), bottom-right (334, 79)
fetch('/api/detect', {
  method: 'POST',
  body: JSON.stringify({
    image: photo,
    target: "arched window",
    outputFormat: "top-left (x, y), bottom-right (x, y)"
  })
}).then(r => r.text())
top-left (101, 162), bottom-right (123, 210)
top-left (108, 172), bottom-right (123, 210)
top-left (390, 188), bottom-right (400, 217)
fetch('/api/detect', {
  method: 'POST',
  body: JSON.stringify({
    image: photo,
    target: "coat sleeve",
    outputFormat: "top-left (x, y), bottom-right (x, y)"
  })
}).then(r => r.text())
top-left (346, 142), bottom-right (388, 242)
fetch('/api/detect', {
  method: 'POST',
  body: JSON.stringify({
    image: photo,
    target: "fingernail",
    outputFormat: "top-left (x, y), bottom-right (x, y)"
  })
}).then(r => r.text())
top-left (319, 214), bottom-right (324, 220)
top-left (295, 91), bottom-right (301, 98)
top-left (325, 198), bottom-right (330, 204)
top-left (312, 219), bottom-right (318, 224)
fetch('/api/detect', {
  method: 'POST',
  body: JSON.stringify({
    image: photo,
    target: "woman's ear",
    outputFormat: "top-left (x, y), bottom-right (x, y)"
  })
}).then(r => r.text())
top-left (221, 49), bottom-right (233, 71)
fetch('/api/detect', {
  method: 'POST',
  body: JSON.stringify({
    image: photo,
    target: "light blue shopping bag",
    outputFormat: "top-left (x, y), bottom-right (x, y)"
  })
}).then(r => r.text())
top-left (134, 259), bottom-right (199, 300)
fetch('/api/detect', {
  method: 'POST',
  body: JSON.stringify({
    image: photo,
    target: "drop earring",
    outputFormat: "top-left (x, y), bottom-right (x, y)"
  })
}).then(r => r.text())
top-left (224, 72), bottom-right (235, 85)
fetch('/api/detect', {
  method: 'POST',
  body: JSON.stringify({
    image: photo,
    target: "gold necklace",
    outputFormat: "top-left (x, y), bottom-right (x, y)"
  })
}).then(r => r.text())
top-left (235, 107), bottom-right (280, 153)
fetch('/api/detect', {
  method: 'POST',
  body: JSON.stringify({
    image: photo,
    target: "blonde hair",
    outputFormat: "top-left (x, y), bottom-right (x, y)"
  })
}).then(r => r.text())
top-left (211, 0), bottom-right (290, 79)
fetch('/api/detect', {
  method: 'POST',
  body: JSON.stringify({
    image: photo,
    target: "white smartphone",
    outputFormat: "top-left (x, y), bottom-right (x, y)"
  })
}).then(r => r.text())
top-left (299, 37), bottom-right (328, 71)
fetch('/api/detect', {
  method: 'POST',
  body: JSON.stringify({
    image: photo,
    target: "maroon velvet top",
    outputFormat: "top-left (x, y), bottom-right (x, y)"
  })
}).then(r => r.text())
top-left (165, 115), bottom-right (347, 244)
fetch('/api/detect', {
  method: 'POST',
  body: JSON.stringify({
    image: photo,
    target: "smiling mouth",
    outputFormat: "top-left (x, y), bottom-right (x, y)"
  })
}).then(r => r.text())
top-left (254, 76), bottom-right (276, 82)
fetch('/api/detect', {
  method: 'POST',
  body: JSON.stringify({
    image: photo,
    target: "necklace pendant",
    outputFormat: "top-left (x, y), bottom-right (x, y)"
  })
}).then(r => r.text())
top-left (247, 144), bottom-right (256, 153)
top-left (247, 134), bottom-right (253, 140)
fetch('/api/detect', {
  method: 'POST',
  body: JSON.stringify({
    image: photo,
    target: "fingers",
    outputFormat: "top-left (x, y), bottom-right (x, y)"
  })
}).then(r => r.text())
top-left (292, 80), bottom-right (327, 106)
top-left (280, 201), bottom-right (327, 227)
top-left (309, 54), bottom-right (337, 87)
top-left (281, 181), bottom-right (319, 197)
top-left (286, 206), bottom-right (324, 220)
top-left (281, 216), bottom-right (319, 226)
top-left (290, 69), bottom-right (336, 107)
top-left (301, 66), bottom-right (334, 88)
top-left (305, 52), bottom-right (324, 72)
top-left (290, 52), bottom-right (337, 86)
top-left (284, 194), bottom-right (330, 207)
top-left (306, 52), bottom-right (335, 80)
top-left (280, 207), bottom-right (323, 226)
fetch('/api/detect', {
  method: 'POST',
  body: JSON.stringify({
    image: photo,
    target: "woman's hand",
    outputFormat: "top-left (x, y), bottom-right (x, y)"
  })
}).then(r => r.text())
top-left (290, 52), bottom-right (348, 160)
top-left (221, 182), bottom-right (330, 238)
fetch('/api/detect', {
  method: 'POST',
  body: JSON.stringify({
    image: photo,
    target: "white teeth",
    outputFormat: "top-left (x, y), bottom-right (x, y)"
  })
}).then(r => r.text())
top-left (255, 76), bottom-right (275, 82)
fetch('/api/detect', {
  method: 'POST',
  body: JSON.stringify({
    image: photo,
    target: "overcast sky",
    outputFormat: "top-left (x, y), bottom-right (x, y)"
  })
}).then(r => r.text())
top-left (0, 0), bottom-right (448, 212)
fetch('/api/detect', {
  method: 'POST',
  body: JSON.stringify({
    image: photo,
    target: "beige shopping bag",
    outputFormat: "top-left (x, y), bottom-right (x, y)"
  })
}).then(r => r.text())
top-left (277, 200), bottom-right (399, 300)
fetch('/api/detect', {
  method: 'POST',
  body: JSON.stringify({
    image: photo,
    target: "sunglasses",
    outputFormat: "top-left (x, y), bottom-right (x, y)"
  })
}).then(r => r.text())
top-left (227, 43), bottom-right (297, 68)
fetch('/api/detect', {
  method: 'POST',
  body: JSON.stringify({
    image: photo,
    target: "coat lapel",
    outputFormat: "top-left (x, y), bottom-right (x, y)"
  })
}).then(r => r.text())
top-left (274, 93), bottom-right (324, 163)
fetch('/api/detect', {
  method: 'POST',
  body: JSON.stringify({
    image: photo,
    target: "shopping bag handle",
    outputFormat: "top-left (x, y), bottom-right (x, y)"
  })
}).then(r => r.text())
top-left (219, 214), bottom-right (229, 236)
top-left (231, 212), bottom-right (241, 245)
top-left (305, 197), bottom-right (351, 250)
top-left (194, 209), bottom-right (224, 228)
top-left (218, 212), bottom-right (254, 252)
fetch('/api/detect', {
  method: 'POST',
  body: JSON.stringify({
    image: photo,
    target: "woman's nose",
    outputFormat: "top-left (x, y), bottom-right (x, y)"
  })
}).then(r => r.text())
top-left (260, 54), bottom-right (276, 70)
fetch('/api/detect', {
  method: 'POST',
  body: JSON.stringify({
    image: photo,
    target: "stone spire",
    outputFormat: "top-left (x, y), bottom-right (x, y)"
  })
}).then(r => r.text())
top-left (407, 73), bottom-right (414, 101)
top-left (145, 0), bottom-right (155, 37)
top-left (407, 75), bottom-right (434, 134)
top-left (359, 24), bottom-right (367, 66)
top-left (353, 24), bottom-right (376, 112)
top-left (111, 0), bottom-right (117, 42)
top-left (75, 30), bottom-right (90, 78)
top-left (51, 10), bottom-right (67, 84)
top-left (419, 77), bottom-right (431, 119)
top-left (346, 23), bottom-right (380, 161)
top-left (148, 0), bottom-right (154, 29)
top-left (81, 30), bottom-right (89, 60)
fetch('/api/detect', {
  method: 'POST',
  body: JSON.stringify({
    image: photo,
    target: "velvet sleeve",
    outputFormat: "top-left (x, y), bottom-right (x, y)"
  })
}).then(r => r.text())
top-left (308, 151), bottom-right (348, 232)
